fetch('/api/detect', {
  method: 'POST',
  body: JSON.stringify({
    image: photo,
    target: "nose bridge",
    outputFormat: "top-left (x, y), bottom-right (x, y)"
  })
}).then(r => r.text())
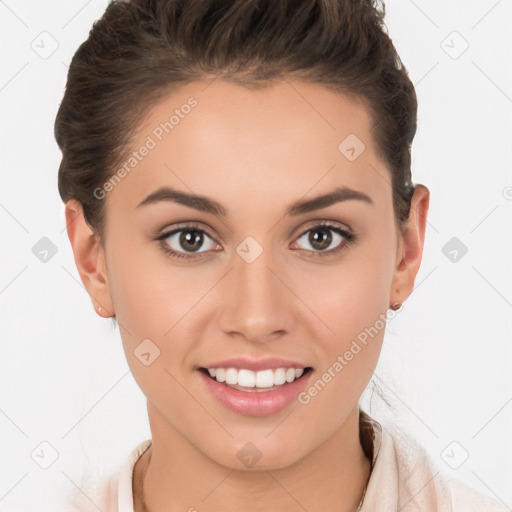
top-left (218, 241), bottom-right (292, 342)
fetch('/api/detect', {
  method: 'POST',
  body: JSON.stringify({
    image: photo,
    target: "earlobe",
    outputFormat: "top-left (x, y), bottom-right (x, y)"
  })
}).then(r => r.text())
top-left (389, 184), bottom-right (430, 306)
top-left (64, 199), bottom-right (114, 317)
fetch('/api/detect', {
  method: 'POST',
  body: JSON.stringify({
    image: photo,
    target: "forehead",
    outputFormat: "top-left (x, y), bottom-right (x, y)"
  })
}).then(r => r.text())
top-left (107, 78), bottom-right (388, 214)
top-left (136, 77), bottom-right (375, 149)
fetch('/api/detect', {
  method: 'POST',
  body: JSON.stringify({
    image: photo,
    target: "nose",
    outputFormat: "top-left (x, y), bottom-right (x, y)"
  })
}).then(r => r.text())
top-left (217, 247), bottom-right (295, 344)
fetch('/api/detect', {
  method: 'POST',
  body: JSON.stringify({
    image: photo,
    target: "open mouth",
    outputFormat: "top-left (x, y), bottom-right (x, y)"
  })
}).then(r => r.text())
top-left (199, 366), bottom-right (313, 393)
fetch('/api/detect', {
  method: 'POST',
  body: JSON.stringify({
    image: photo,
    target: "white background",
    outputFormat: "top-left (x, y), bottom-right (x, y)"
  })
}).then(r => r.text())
top-left (0, 1), bottom-right (511, 510)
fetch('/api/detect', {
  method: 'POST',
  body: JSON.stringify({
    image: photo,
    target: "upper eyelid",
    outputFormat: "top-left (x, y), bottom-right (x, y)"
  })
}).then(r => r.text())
top-left (158, 222), bottom-right (215, 238)
top-left (296, 221), bottom-right (351, 236)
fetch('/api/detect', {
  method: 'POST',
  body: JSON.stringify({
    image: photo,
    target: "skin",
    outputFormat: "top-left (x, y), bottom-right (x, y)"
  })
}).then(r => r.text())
top-left (65, 77), bottom-right (429, 512)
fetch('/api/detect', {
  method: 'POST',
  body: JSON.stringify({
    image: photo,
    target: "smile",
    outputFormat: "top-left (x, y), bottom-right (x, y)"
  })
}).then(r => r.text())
top-left (198, 367), bottom-right (314, 416)
top-left (203, 367), bottom-right (308, 390)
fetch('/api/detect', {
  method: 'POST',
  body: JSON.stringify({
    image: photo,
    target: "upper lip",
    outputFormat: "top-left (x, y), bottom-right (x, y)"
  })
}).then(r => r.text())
top-left (200, 357), bottom-right (311, 372)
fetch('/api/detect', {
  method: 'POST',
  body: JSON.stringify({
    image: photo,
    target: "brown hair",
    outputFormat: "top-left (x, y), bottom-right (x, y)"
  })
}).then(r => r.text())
top-left (55, 0), bottom-right (417, 241)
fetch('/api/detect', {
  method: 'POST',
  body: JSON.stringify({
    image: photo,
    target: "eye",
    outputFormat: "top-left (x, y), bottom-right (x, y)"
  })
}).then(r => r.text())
top-left (156, 223), bottom-right (220, 260)
top-left (290, 222), bottom-right (356, 257)
top-left (155, 221), bottom-right (357, 262)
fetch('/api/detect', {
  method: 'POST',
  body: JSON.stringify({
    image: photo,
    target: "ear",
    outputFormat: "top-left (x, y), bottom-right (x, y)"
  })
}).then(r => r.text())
top-left (64, 199), bottom-right (114, 317)
top-left (390, 184), bottom-right (430, 306)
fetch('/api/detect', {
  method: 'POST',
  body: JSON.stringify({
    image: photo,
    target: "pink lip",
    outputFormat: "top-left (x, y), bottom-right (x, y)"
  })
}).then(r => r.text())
top-left (199, 356), bottom-right (309, 372)
top-left (198, 368), bottom-right (313, 416)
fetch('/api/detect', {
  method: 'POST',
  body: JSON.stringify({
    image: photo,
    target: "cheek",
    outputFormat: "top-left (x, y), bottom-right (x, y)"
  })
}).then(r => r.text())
top-left (306, 250), bottom-right (392, 335)
top-left (104, 232), bottom-right (180, 360)
top-left (106, 229), bottom-right (183, 325)
top-left (299, 274), bottom-right (387, 419)
top-left (301, 231), bottom-right (395, 381)
top-left (105, 233), bottom-right (211, 370)
top-left (335, 223), bottom-right (396, 318)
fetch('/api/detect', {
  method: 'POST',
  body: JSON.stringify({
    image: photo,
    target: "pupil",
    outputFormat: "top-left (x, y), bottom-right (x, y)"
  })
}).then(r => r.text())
top-left (309, 228), bottom-right (331, 251)
top-left (180, 230), bottom-right (203, 252)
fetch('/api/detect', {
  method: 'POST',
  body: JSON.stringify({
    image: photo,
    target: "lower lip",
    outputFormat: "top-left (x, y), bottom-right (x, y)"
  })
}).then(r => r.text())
top-left (198, 369), bottom-right (313, 416)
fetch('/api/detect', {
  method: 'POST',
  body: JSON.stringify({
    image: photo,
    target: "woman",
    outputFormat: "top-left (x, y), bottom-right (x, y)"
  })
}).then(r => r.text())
top-left (56, 0), bottom-right (506, 510)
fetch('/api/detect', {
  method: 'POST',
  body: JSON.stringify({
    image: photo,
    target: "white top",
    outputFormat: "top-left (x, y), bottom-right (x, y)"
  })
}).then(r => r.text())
top-left (68, 412), bottom-right (508, 512)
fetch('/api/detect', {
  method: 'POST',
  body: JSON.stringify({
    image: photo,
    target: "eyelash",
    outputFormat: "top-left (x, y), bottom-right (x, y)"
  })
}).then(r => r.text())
top-left (155, 221), bottom-right (357, 261)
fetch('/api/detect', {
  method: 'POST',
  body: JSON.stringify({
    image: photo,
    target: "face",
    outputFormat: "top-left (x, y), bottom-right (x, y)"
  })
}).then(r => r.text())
top-left (75, 78), bottom-right (426, 470)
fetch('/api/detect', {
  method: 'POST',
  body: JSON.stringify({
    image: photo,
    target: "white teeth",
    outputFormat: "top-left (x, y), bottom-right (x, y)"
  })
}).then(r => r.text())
top-left (255, 369), bottom-right (274, 388)
top-left (273, 368), bottom-right (286, 385)
top-left (225, 368), bottom-right (238, 385)
top-left (285, 368), bottom-right (296, 383)
top-left (238, 369), bottom-right (256, 387)
top-left (205, 367), bottom-right (307, 388)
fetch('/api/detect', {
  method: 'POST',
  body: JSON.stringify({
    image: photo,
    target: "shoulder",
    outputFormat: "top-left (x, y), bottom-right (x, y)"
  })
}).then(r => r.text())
top-left (360, 412), bottom-right (507, 511)
top-left (391, 428), bottom-right (507, 511)
top-left (65, 439), bottom-right (152, 512)
top-left (65, 470), bottom-right (118, 512)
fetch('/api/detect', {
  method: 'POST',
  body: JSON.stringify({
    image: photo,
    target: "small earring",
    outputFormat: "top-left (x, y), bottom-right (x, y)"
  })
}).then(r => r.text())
top-left (390, 302), bottom-right (402, 311)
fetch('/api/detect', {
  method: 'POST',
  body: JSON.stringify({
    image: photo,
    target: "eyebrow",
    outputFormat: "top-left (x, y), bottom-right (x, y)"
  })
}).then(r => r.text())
top-left (136, 185), bottom-right (373, 216)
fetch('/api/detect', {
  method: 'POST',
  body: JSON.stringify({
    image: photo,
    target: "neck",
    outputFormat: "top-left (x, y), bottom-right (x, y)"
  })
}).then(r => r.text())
top-left (133, 404), bottom-right (371, 512)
